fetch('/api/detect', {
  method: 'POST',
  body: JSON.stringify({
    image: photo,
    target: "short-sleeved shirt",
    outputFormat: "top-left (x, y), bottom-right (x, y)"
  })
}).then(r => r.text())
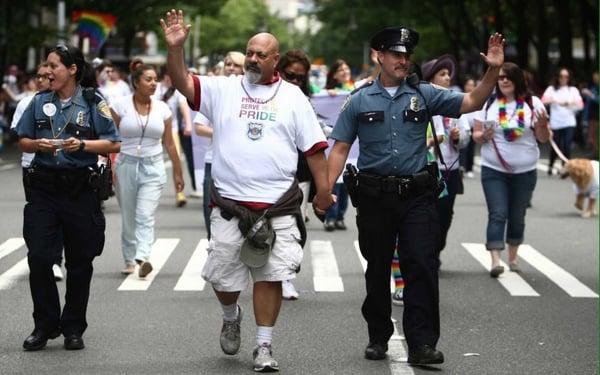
top-left (193, 112), bottom-right (213, 163)
top-left (331, 78), bottom-right (464, 176)
top-left (11, 93), bottom-right (36, 167)
top-left (475, 96), bottom-right (545, 173)
top-left (16, 87), bottom-right (120, 169)
top-left (189, 74), bottom-right (327, 203)
top-left (431, 114), bottom-right (470, 171)
top-left (111, 95), bottom-right (171, 157)
top-left (541, 86), bottom-right (583, 129)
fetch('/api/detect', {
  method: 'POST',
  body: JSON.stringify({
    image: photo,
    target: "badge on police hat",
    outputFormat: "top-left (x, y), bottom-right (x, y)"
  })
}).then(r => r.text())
top-left (43, 103), bottom-right (57, 117)
top-left (76, 111), bottom-right (85, 126)
top-left (97, 100), bottom-right (112, 119)
top-left (409, 96), bottom-right (420, 112)
top-left (247, 122), bottom-right (264, 140)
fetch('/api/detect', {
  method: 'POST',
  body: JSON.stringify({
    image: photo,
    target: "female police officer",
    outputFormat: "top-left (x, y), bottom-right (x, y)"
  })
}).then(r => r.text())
top-left (326, 28), bottom-right (505, 365)
top-left (16, 45), bottom-right (120, 351)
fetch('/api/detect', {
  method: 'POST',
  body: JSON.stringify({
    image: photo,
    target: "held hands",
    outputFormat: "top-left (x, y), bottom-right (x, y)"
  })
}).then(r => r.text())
top-left (313, 191), bottom-right (336, 216)
top-left (480, 33), bottom-right (505, 68)
top-left (159, 9), bottom-right (191, 50)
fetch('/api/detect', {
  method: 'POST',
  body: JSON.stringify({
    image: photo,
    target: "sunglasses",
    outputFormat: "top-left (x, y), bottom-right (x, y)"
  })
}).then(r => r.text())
top-left (283, 71), bottom-right (306, 82)
top-left (497, 75), bottom-right (510, 81)
top-left (53, 44), bottom-right (74, 64)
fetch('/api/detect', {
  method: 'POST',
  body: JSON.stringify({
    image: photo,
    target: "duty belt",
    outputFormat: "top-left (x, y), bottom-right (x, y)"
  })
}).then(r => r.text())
top-left (357, 173), bottom-right (415, 195)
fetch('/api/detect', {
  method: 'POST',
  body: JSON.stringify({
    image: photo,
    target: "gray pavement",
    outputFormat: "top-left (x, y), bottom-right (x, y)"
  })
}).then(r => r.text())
top-left (0, 142), bottom-right (597, 375)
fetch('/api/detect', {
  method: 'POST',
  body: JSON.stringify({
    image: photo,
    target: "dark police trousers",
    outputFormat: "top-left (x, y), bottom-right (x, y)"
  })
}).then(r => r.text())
top-left (23, 168), bottom-right (105, 336)
top-left (356, 183), bottom-right (440, 351)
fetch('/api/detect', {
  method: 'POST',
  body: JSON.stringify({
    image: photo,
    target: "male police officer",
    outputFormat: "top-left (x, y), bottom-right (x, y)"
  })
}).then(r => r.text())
top-left (327, 27), bottom-right (505, 364)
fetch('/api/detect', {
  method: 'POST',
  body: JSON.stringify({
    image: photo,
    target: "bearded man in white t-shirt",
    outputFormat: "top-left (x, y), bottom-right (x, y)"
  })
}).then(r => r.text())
top-left (161, 9), bottom-right (334, 373)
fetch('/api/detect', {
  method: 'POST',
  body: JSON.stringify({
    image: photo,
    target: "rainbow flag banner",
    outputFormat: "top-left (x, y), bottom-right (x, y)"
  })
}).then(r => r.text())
top-left (72, 10), bottom-right (117, 53)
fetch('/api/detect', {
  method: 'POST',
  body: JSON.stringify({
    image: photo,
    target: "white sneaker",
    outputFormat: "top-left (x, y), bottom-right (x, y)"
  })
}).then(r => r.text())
top-left (281, 280), bottom-right (299, 300)
top-left (253, 344), bottom-right (279, 372)
top-left (52, 264), bottom-right (63, 281)
top-left (392, 289), bottom-right (403, 306)
top-left (189, 190), bottom-right (203, 199)
top-left (220, 305), bottom-right (243, 355)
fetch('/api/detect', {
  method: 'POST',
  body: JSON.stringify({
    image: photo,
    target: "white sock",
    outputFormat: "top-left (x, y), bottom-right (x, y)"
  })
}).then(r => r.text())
top-left (256, 326), bottom-right (273, 347)
top-left (221, 303), bottom-right (238, 322)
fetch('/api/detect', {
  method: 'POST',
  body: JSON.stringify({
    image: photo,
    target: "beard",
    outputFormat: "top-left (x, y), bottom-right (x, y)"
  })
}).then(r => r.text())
top-left (245, 63), bottom-right (262, 84)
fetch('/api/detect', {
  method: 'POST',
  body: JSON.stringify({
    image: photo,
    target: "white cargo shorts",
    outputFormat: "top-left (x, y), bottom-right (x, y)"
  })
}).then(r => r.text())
top-left (201, 207), bottom-right (303, 292)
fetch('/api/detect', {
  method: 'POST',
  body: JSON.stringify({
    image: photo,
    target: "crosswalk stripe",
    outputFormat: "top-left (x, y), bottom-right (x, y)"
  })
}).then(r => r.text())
top-left (0, 257), bottom-right (29, 290)
top-left (461, 243), bottom-right (540, 297)
top-left (0, 238), bottom-right (26, 261)
top-left (389, 318), bottom-right (413, 374)
top-left (518, 245), bottom-right (598, 298)
top-left (174, 239), bottom-right (208, 291)
top-left (118, 238), bottom-right (179, 291)
top-left (311, 240), bottom-right (344, 292)
top-left (353, 240), bottom-right (400, 292)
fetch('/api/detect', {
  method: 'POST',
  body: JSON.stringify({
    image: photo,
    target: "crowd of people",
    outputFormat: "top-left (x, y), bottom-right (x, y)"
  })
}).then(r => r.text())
top-left (3, 7), bottom-right (598, 373)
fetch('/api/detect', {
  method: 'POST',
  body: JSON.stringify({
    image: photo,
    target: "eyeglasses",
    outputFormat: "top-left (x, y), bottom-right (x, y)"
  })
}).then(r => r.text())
top-left (497, 75), bottom-right (510, 81)
top-left (283, 71), bottom-right (306, 82)
top-left (35, 74), bottom-right (49, 81)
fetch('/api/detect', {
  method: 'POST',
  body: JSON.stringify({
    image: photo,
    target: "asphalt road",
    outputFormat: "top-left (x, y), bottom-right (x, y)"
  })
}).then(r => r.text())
top-left (0, 143), bottom-right (597, 375)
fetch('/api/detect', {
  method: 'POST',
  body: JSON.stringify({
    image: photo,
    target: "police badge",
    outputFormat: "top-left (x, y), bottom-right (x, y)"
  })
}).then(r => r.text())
top-left (76, 111), bottom-right (85, 126)
top-left (409, 96), bottom-right (420, 111)
top-left (247, 122), bottom-right (264, 140)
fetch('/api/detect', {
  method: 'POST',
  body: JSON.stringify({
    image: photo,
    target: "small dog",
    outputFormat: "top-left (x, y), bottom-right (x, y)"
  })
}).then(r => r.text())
top-left (560, 159), bottom-right (599, 218)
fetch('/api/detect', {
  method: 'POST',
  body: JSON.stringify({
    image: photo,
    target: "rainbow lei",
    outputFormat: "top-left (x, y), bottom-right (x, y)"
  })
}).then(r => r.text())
top-left (498, 97), bottom-right (525, 141)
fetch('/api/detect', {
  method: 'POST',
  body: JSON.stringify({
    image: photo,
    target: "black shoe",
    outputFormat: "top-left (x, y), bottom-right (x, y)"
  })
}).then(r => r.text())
top-left (23, 329), bottom-right (60, 351)
top-left (408, 345), bottom-right (444, 365)
top-left (334, 220), bottom-right (346, 230)
top-left (64, 334), bottom-right (85, 350)
top-left (324, 220), bottom-right (336, 232)
top-left (364, 342), bottom-right (388, 360)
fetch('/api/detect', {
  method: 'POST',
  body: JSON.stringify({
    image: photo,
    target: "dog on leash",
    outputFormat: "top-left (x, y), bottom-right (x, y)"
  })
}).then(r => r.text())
top-left (560, 159), bottom-right (599, 218)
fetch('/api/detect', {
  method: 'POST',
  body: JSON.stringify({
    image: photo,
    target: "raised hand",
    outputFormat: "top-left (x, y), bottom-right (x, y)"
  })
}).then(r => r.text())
top-left (159, 9), bottom-right (191, 50)
top-left (480, 33), bottom-right (505, 68)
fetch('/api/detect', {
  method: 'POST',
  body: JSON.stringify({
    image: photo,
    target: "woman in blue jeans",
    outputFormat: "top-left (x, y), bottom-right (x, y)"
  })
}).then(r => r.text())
top-left (472, 62), bottom-right (551, 277)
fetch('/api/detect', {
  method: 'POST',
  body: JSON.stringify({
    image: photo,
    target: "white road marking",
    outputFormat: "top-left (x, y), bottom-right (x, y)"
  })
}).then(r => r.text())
top-left (311, 240), bottom-right (344, 292)
top-left (0, 238), bottom-right (26, 261)
top-left (0, 258), bottom-right (29, 290)
top-left (519, 245), bottom-right (598, 298)
top-left (462, 243), bottom-right (540, 297)
top-left (389, 319), bottom-right (414, 374)
top-left (174, 239), bottom-right (208, 291)
top-left (118, 238), bottom-right (179, 291)
top-left (0, 164), bottom-right (17, 171)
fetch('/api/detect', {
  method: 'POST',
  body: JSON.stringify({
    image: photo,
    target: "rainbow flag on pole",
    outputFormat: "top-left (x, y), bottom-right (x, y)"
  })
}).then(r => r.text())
top-left (72, 10), bottom-right (117, 53)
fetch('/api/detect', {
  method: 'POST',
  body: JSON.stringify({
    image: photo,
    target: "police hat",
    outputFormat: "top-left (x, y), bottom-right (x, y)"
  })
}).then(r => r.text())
top-left (421, 54), bottom-right (457, 82)
top-left (370, 27), bottom-right (420, 54)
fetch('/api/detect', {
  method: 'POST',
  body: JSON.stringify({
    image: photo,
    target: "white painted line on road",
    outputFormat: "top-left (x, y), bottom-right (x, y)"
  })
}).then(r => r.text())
top-left (0, 257), bottom-right (28, 290)
top-left (0, 238), bottom-right (25, 261)
top-left (389, 318), bottom-right (414, 374)
top-left (174, 239), bottom-right (208, 291)
top-left (311, 240), bottom-right (344, 292)
top-left (462, 243), bottom-right (540, 297)
top-left (118, 238), bottom-right (179, 291)
top-left (353, 240), bottom-right (397, 292)
top-left (519, 245), bottom-right (598, 298)
top-left (0, 164), bottom-right (17, 171)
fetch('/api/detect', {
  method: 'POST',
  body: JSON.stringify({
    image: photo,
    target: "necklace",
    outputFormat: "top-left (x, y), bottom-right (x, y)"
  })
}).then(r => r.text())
top-left (240, 77), bottom-right (282, 104)
top-left (498, 97), bottom-right (525, 142)
top-left (132, 96), bottom-right (151, 155)
top-left (48, 87), bottom-right (79, 139)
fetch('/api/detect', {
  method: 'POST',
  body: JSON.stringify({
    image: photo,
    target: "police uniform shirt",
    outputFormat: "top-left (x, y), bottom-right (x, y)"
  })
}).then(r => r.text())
top-left (16, 87), bottom-right (120, 169)
top-left (331, 78), bottom-right (464, 176)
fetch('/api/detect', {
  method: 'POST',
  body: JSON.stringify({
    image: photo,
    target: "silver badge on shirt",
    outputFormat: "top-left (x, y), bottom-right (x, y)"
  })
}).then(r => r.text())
top-left (409, 96), bottom-right (420, 112)
top-left (76, 111), bottom-right (85, 126)
top-left (247, 122), bottom-right (264, 140)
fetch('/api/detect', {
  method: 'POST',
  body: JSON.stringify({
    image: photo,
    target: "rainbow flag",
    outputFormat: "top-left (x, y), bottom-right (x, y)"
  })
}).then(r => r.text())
top-left (72, 10), bottom-right (117, 53)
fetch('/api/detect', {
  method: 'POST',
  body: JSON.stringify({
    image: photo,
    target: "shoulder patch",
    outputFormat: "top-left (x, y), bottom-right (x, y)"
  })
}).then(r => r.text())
top-left (97, 100), bottom-right (112, 119)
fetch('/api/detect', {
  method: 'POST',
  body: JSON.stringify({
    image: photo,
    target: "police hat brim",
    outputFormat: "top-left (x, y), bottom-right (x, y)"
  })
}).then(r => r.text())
top-left (388, 45), bottom-right (408, 53)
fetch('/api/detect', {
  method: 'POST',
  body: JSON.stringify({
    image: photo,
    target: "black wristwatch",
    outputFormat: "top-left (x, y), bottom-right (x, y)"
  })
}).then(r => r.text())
top-left (78, 140), bottom-right (86, 152)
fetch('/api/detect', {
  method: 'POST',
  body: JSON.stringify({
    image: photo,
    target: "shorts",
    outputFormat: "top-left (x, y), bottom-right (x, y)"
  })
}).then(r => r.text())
top-left (201, 207), bottom-right (303, 292)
